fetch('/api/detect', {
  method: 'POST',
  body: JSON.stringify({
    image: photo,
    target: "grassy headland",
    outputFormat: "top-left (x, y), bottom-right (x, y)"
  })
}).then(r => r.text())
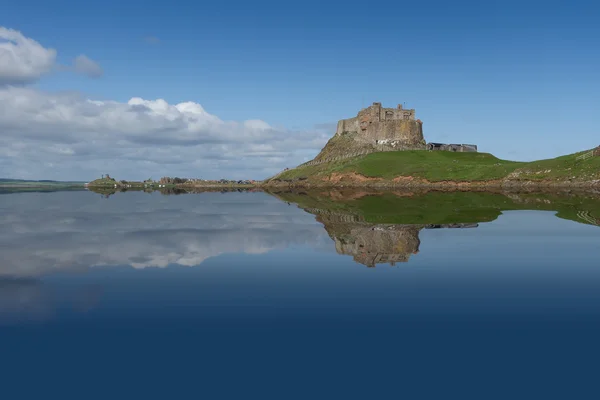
top-left (267, 148), bottom-right (600, 188)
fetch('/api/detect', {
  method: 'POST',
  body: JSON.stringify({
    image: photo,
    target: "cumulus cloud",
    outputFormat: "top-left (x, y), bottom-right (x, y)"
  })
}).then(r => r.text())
top-left (73, 54), bottom-right (103, 78)
top-left (0, 26), bottom-right (57, 84)
top-left (0, 26), bottom-right (104, 84)
top-left (0, 86), bottom-right (329, 180)
top-left (0, 27), bottom-right (328, 179)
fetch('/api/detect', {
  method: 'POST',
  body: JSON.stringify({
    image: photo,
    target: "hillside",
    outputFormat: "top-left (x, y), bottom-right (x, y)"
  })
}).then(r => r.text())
top-left (87, 177), bottom-right (119, 186)
top-left (266, 148), bottom-right (600, 187)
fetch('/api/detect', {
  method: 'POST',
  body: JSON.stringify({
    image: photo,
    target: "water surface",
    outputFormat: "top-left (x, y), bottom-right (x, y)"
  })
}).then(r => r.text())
top-left (1, 189), bottom-right (600, 399)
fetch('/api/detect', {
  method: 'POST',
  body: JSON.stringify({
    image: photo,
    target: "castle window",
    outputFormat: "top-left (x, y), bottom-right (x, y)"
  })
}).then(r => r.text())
top-left (403, 114), bottom-right (410, 120)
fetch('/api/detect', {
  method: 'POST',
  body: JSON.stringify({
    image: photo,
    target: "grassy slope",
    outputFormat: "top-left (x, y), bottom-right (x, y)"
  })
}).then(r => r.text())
top-left (271, 191), bottom-right (600, 226)
top-left (312, 132), bottom-right (377, 162)
top-left (273, 149), bottom-right (600, 183)
top-left (87, 177), bottom-right (150, 187)
top-left (511, 151), bottom-right (600, 181)
top-left (87, 177), bottom-right (119, 186)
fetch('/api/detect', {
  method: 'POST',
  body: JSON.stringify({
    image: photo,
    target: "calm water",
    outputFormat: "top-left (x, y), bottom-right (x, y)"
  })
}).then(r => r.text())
top-left (1, 189), bottom-right (600, 399)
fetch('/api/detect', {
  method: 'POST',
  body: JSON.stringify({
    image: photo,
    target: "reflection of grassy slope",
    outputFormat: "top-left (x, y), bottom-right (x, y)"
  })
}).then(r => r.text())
top-left (271, 191), bottom-right (600, 226)
top-left (273, 149), bottom-right (600, 183)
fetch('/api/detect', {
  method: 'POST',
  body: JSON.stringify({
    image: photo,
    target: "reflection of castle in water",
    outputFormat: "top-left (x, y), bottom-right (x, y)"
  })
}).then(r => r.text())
top-left (307, 208), bottom-right (478, 267)
top-left (331, 223), bottom-right (422, 267)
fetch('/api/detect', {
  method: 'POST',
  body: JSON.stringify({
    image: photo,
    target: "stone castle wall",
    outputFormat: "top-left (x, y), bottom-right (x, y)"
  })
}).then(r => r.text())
top-left (335, 102), bottom-right (425, 149)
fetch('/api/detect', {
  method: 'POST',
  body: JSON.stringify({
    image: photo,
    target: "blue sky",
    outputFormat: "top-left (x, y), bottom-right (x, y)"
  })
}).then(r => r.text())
top-left (1, 0), bottom-right (599, 180)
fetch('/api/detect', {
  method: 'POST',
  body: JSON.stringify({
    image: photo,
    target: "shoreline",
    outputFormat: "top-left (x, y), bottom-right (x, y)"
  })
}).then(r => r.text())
top-left (263, 175), bottom-right (600, 191)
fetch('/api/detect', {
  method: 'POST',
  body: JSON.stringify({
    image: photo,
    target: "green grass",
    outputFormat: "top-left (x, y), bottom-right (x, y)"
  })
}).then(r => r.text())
top-left (345, 151), bottom-right (522, 181)
top-left (275, 151), bottom-right (523, 181)
top-left (509, 151), bottom-right (600, 181)
top-left (272, 148), bottom-right (600, 183)
top-left (87, 177), bottom-right (119, 186)
top-left (87, 177), bottom-right (149, 187)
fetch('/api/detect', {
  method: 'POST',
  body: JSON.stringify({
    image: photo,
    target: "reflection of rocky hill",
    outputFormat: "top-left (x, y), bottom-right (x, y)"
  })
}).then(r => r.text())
top-left (269, 189), bottom-right (600, 266)
top-left (312, 209), bottom-right (476, 267)
top-left (327, 221), bottom-right (421, 267)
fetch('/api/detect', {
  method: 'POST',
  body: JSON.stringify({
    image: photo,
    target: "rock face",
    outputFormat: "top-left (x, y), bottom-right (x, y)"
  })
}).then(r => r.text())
top-left (305, 101), bottom-right (426, 163)
top-left (335, 102), bottom-right (425, 150)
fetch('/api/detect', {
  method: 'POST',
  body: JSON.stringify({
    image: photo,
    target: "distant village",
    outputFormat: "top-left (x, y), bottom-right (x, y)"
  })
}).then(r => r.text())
top-left (85, 174), bottom-right (258, 189)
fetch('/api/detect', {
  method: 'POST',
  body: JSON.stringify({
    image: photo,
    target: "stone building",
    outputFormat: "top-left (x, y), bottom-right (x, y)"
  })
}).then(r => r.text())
top-left (335, 102), bottom-right (425, 149)
top-left (427, 143), bottom-right (478, 152)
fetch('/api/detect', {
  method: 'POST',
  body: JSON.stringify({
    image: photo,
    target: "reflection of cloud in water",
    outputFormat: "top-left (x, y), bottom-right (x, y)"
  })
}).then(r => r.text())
top-left (0, 192), bottom-right (328, 276)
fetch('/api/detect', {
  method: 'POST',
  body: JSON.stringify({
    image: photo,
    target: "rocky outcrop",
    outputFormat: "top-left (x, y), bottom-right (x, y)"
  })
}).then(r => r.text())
top-left (310, 102), bottom-right (426, 163)
top-left (335, 102), bottom-right (425, 148)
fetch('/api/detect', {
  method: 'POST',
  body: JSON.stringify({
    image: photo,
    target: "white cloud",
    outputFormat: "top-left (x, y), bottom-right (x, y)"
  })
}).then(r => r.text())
top-left (0, 26), bottom-right (104, 83)
top-left (0, 27), bottom-right (57, 84)
top-left (0, 27), bottom-right (328, 179)
top-left (0, 86), bottom-right (329, 180)
top-left (73, 54), bottom-right (103, 78)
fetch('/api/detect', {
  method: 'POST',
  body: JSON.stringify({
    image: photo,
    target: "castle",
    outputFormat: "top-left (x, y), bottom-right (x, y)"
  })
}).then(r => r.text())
top-left (333, 102), bottom-right (477, 153)
top-left (335, 102), bottom-right (425, 150)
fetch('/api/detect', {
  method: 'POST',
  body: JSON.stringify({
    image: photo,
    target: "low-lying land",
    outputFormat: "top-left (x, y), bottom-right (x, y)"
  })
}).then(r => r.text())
top-left (266, 148), bottom-right (600, 189)
top-left (0, 178), bottom-right (85, 188)
top-left (0, 179), bottom-right (86, 194)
